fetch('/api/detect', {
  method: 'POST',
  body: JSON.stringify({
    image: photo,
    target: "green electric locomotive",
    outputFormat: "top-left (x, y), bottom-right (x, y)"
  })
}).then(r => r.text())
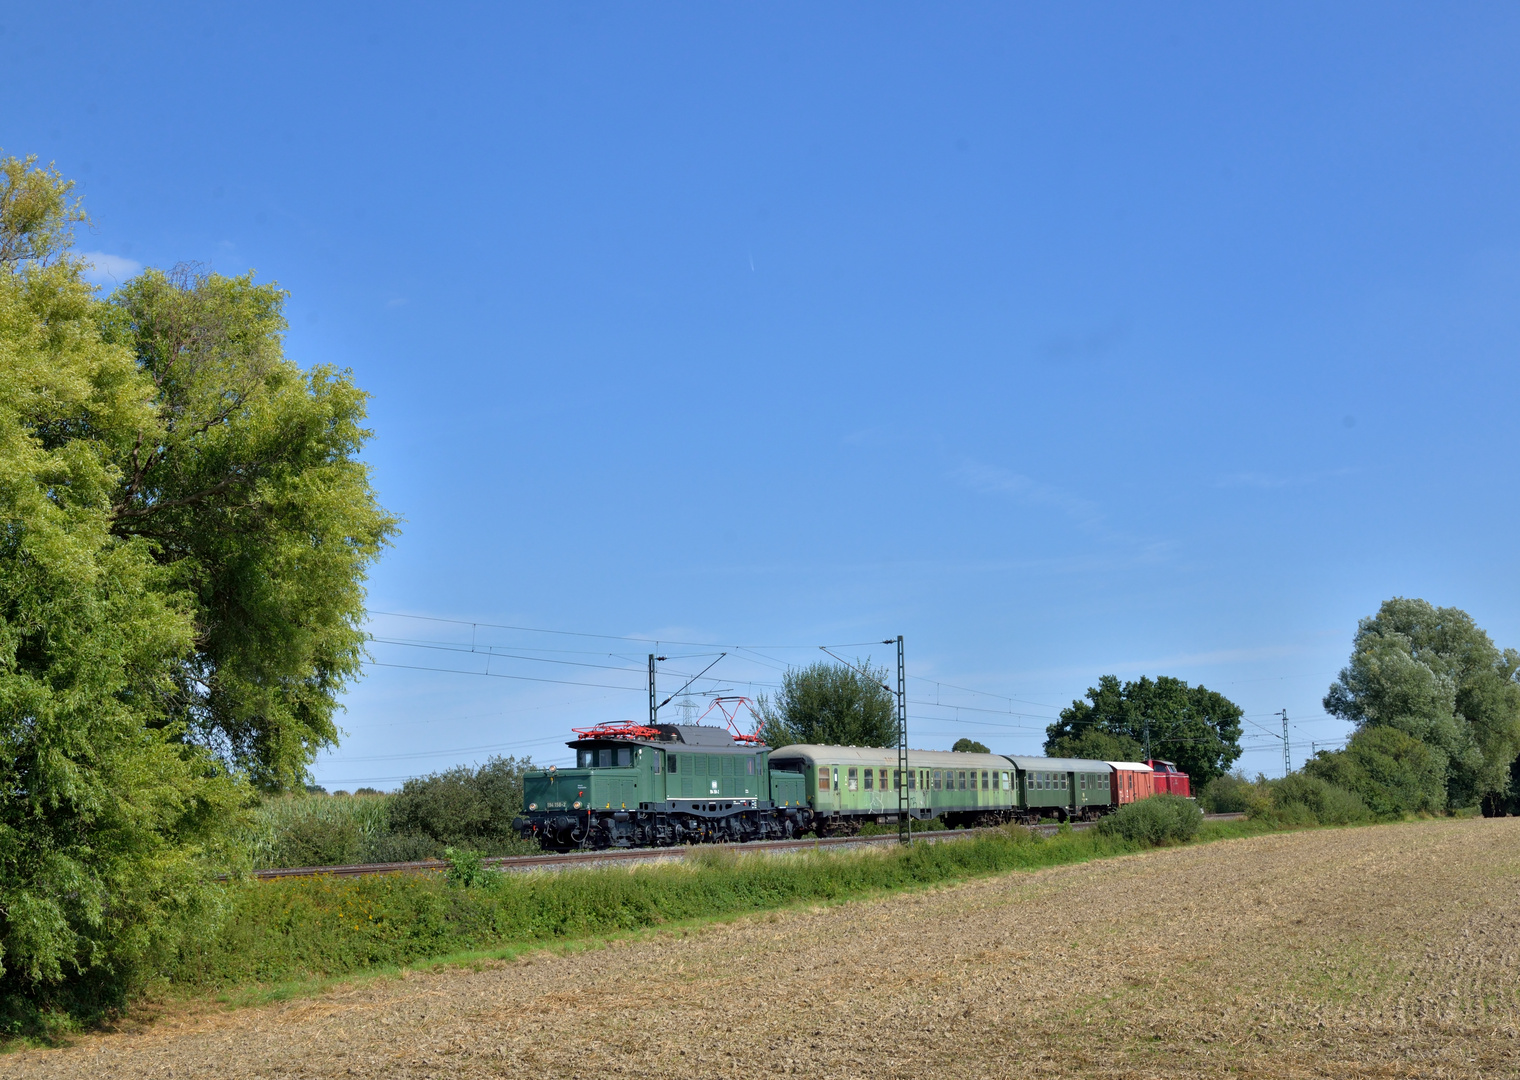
top-left (514, 721), bottom-right (811, 851)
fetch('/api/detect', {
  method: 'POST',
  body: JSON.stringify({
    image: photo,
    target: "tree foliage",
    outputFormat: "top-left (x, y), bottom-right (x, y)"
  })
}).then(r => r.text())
top-left (1303, 726), bottom-right (1446, 818)
top-left (102, 268), bottom-right (398, 789)
top-left (1044, 727), bottom-right (1144, 763)
top-left (755, 660), bottom-right (897, 748)
top-left (1044, 674), bottom-right (1243, 783)
top-left (1324, 598), bottom-right (1520, 808)
top-left (0, 155), bottom-right (243, 1023)
top-left (951, 738), bottom-right (989, 754)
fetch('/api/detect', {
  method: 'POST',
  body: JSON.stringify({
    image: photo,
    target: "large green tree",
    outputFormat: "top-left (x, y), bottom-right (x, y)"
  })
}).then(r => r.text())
top-left (1044, 674), bottom-right (1243, 783)
top-left (0, 156), bottom-right (242, 1022)
top-left (102, 268), bottom-right (398, 789)
top-left (1323, 597), bottom-right (1520, 809)
top-left (0, 152), bottom-right (395, 1021)
top-left (755, 660), bottom-right (897, 748)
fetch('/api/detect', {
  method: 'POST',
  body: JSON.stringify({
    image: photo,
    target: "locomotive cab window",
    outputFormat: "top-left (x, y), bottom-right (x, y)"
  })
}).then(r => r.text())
top-left (577, 749), bottom-right (593, 768)
top-left (599, 749), bottom-right (612, 768)
top-left (617, 748), bottom-right (631, 767)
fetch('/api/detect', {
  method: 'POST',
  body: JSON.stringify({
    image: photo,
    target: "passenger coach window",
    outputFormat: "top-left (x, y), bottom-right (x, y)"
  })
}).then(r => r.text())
top-left (958, 771), bottom-right (967, 790)
top-left (907, 771), bottom-right (915, 790)
top-left (864, 769), bottom-right (874, 790)
top-left (931, 770), bottom-right (941, 790)
top-left (981, 771), bottom-right (989, 790)
top-left (818, 769), bottom-right (830, 790)
top-left (848, 768), bottom-right (859, 792)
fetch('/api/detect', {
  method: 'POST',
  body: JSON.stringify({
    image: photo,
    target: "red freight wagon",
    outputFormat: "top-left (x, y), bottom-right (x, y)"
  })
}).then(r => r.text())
top-left (1147, 759), bottom-right (1191, 798)
top-left (1107, 761), bottom-right (1155, 805)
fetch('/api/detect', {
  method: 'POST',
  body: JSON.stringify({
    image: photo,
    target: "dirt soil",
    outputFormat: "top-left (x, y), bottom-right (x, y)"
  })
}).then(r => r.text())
top-left (10, 817), bottom-right (1520, 1079)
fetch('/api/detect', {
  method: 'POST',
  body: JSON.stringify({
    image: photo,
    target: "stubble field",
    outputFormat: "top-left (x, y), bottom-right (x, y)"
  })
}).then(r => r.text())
top-left (9, 817), bottom-right (1519, 1079)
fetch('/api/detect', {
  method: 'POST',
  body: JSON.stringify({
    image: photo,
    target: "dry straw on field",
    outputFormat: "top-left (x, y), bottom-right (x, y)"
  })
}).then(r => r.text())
top-left (9, 817), bottom-right (1519, 1079)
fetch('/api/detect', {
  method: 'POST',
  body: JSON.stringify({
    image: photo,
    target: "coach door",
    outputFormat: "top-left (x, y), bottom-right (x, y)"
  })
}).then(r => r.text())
top-left (816, 764), bottom-right (841, 813)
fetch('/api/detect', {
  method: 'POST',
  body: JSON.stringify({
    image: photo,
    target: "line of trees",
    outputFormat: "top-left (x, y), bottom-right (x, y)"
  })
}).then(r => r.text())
top-left (0, 154), bottom-right (396, 1024)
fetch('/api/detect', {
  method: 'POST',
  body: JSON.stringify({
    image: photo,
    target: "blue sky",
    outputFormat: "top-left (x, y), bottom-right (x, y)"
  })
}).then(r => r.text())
top-left (7, 4), bottom-right (1520, 785)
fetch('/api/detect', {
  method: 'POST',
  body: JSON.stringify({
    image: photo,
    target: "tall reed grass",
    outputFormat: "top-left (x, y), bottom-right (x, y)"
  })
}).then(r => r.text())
top-left (240, 793), bottom-right (396, 870)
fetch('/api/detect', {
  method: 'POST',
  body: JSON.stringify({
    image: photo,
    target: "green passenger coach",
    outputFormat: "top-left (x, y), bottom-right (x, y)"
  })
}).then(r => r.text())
top-left (1004, 756), bottom-right (1113, 822)
top-left (767, 745), bottom-right (1026, 833)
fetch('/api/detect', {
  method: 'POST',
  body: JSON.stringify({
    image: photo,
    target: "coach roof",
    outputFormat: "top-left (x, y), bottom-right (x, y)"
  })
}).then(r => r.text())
top-left (768, 745), bottom-right (1014, 771)
top-left (1005, 755), bottom-right (1111, 773)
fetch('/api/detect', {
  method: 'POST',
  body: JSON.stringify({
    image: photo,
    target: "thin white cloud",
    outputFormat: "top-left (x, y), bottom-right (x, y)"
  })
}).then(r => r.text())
top-left (950, 459), bottom-right (1104, 529)
top-left (1215, 467), bottom-right (1358, 489)
top-left (80, 251), bottom-right (143, 287)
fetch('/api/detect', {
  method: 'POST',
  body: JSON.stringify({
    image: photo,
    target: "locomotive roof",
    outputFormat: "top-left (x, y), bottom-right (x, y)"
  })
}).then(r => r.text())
top-left (568, 723), bottom-right (761, 751)
top-left (767, 744), bottom-right (1013, 770)
top-left (1005, 755), bottom-right (1113, 773)
top-left (1107, 760), bottom-right (1156, 771)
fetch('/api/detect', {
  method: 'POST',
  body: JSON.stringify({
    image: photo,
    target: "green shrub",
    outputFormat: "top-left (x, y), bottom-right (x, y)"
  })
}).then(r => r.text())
top-left (367, 832), bottom-right (445, 863)
top-left (386, 756), bottom-right (536, 856)
top-left (1096, 793), bottom-right (1202, 845)
top-left (1303, 727), bottom-right (1446, 818)
top-left (443, 848), bottom-right (491, 889)
top-left (1198, 771), bottom-right (1260, 814)
top-left (1253, 772), bottom-right (1372, 826)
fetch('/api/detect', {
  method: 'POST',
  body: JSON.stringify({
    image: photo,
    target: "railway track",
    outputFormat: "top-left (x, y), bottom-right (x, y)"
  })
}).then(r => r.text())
top-left (247, 813), bottom-right (1247, 881)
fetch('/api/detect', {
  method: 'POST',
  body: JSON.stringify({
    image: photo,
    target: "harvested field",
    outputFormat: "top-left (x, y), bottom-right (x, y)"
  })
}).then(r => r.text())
top-left (9, 817), bottom-right (1520, 1079)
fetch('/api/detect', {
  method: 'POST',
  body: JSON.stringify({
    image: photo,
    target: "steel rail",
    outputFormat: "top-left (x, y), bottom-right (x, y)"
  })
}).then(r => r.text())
top-left (244, 813), bottom-right (1246, 881)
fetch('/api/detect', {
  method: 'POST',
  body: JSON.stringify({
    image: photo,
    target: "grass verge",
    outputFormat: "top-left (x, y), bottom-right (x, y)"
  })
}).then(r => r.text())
top-left (171, 816), bottom-right (1276, 994)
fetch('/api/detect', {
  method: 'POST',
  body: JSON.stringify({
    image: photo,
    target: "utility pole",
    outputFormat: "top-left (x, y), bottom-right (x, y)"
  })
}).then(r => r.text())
top-left (649, 654), bottom-right (657, 727)
top-left (1280, 709), bottom-right (1290, 776)
top-left (895, 635), bottom-right (909, 845)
